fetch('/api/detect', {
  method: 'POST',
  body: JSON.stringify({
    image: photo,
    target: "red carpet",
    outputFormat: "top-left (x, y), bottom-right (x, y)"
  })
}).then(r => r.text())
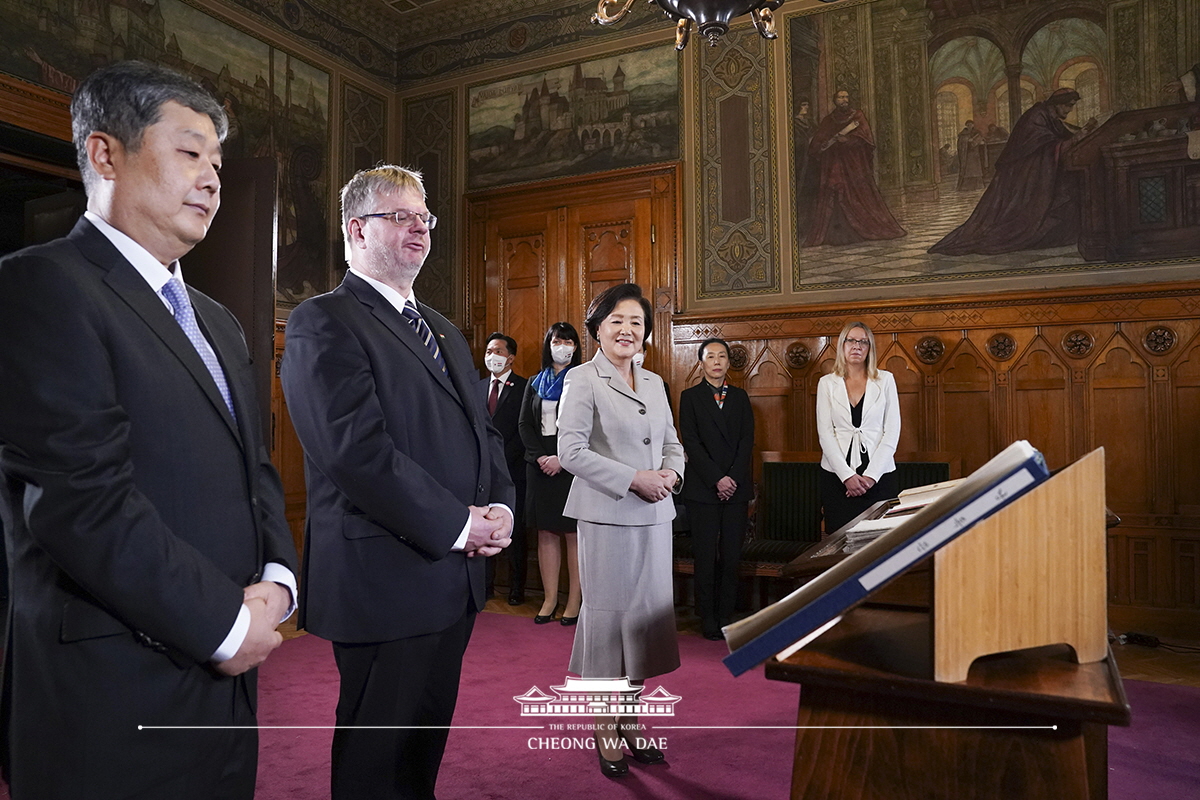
top-left (1, 613), bottom-right (1195, 797)
top-left (255, 613), bottom-right (798, 799)
top-left (253, 613), bottom-right (1200, 800)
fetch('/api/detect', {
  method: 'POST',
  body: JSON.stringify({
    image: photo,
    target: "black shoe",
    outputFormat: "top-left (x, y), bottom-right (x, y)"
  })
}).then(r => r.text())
top-left (508, 589), bottom-right (525, 606)
top-left (560, 615), bottom-right (578, 626)
top-left (704, 631), bottom-right (724, 641)
top-left (595, 733), bottom-right (628, 777)
top-left (618, 727), bottom-right (666, 765)
top-left (534, 613), bottom-right (556, 624)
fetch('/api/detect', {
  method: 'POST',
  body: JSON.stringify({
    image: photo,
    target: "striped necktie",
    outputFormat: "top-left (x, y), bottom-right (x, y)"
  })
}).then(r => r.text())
top-left (161, 277), bottom-right (237, 420)
top-left (402, 301), bottom-right (447, 374)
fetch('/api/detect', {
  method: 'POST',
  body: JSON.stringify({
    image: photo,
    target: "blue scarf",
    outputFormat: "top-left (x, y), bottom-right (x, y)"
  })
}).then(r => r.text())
top-left (531, 366), bottom-right (569, 401)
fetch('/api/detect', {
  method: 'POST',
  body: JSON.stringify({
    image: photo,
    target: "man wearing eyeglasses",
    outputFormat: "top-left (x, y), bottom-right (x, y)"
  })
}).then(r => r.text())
top-left (281, 165), bottom-right (514, 800)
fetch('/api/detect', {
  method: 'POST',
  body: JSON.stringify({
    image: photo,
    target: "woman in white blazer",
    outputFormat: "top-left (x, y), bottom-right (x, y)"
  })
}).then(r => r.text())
top-left (557, 284), bottom-right (683, 779)
top-left (816, 321), bottom-right (901, 533)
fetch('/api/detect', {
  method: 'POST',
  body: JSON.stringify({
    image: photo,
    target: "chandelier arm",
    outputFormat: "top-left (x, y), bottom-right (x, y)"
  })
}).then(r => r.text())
top-left (751, 8), bottom-right (778, 40)
top-left (591, 0), bottom-right (640, 26)
top-left (674, 18), bottom-right (692, 51)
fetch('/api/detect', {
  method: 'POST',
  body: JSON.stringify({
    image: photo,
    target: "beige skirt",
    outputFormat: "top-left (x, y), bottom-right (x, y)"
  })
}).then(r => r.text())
top-left (568, 520), bottom-right (681, 681)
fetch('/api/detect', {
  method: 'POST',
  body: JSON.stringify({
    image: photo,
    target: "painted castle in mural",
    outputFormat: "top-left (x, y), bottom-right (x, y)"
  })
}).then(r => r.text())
top-left (1, 0), bottom-right (331, 303)
top-left (468, 49), bottom-right (678, 189)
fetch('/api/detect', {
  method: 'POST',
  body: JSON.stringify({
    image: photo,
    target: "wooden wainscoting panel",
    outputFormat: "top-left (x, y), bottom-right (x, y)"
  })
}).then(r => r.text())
top-left (939, 345), bottom-right (995, 475)
top-left (669, 279), bottom-right (1200, 629)
top-left (1090, 342), bottom-right (1152, 515)
top-left (1011, 344), bottom-right (1072, 471)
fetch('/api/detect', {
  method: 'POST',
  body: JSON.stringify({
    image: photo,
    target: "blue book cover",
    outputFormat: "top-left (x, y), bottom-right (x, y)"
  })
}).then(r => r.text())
top-left (722, 440), bottom-right (1050, 677)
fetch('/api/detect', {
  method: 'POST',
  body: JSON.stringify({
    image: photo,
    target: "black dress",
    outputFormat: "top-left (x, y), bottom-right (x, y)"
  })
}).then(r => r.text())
top-left (517, 381), bottom-right (576, 533)
top-left (820, 395), bottom-right (898, 534)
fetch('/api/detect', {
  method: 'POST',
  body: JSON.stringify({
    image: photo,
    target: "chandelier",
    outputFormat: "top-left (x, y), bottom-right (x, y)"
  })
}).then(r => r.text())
top-left (592, 1), bottom-right (786, 50)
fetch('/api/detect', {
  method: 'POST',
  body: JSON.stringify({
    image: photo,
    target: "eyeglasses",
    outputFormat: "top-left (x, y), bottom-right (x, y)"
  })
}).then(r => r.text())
top-left (359, 210), bottom-right (437, 230)
top-left (845, 337), bottom-right (870, 348)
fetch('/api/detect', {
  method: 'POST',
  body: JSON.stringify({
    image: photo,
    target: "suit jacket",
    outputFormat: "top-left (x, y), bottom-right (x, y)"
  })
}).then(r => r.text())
top-left (518, 376), bottom-right (561, 463)
top-left (678, 381), bottom-right (755, 505)
top-left (557, 351), bottom-right (684, 526)
top-left (280, 271), bottom-right (514, 644)
top-left (0, 219), bottom-right (296, 796)
top-left (477, 371), bottom-right (527, 485)
top-left (815, 369), bottom-right (901, 482)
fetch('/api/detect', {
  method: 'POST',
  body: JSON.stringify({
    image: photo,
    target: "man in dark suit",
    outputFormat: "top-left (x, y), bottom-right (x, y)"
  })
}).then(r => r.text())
top-left (0, 61), bottom-right (297, 798)
top-left (478, 332), bottom-right (529, 604)
top-left (281, 165), bottom-right (513, 800)
top-left (679, 338), bottom-right (755, 640)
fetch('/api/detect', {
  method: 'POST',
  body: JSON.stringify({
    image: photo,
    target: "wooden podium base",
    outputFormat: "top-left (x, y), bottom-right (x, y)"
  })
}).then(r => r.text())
top-left (765, 607), bottom-right (1130, 800)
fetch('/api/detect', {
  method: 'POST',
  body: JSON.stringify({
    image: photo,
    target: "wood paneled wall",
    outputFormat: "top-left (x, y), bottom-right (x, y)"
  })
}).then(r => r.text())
top-left (670, 281), bottom-right (1200, 631)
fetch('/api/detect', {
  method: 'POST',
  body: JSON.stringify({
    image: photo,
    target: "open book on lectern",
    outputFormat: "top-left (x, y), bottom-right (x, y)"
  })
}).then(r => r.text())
top-left (722, 440), bottom-right (1050, 677)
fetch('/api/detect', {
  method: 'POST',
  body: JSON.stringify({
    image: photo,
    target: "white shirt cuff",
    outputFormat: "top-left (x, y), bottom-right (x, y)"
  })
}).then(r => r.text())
top-left (211, 603), bottom-right (250, 663)
top-left (262, 562), bottom-right (298, 622)
top-left (452, 514), bottom-right (471, 551)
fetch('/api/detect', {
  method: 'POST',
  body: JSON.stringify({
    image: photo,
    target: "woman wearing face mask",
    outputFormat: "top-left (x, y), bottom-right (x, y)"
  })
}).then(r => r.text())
top-left (816, 321), bottom-right (901, 534)
top-left (518, 322), bottom-right (584, 624)
top-left (557, 284), bottom-right (683, 778)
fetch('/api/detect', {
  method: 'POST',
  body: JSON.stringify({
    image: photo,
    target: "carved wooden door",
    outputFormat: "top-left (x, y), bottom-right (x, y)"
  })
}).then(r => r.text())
top-left (467, 164), bottom-right (679, 380)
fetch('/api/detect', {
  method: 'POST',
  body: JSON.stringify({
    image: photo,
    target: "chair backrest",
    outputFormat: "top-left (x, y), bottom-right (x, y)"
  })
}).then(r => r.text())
top-left (758, 452), bottom-right (824, 544)
top-left (756, 451), bottom-right (961, 542)
top-left (893, 451), bottom-right (962, 491)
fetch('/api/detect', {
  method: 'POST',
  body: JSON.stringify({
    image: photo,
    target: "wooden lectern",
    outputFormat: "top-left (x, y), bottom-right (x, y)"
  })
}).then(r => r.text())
top-left (765, 448), bottom-right (1130, 799)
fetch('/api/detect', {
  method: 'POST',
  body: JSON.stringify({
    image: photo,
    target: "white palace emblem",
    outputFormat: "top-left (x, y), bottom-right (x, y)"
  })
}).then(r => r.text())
top-left (513, 677), bottom-right (682, 717)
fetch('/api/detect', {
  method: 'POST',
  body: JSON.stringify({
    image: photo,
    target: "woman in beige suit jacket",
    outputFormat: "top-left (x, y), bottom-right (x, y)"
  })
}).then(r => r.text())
top-left (557, 283), bottom-right (683, 778)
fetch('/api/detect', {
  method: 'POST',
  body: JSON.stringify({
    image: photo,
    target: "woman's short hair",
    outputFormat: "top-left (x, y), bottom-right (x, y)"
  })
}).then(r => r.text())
top-left (697, 338), bottom-right (729, 361)
top-left (584, 283), bottom-right (653, 343)
top-left (833, 320), bottom-right (879, 379)
top-left (540, 322), bottom-right (583, 371)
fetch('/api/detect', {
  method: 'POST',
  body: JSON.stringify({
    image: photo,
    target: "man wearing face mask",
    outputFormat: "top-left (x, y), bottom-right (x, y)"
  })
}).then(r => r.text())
top-left (478, 333), bottom-right (528, 604)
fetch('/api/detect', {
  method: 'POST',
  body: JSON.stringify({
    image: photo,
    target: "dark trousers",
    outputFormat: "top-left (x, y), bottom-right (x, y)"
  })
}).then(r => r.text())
top-left (688, 501), bottom-right (748, 636)
top-left (820, 468), bottom-right (899, 534)
top-left (330, 608), bottom-right (476, 800)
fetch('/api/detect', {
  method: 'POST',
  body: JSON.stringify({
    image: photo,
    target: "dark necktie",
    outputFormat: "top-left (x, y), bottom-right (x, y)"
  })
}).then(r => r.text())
top-left (161, 277), bottom-right (237, 420)
top-left (402, 301), bottom-right (447, 374)
top-left (488, 377), bottom-right (500, 416)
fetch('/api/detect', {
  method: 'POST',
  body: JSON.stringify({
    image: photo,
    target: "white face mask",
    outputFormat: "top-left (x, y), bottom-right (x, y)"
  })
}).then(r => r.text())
top-left (484, 354), bottom-right (509, 375)
top-left (631, 352), bottom-right (645, 369)
top-left (550, 344), bottom-right (575, 366)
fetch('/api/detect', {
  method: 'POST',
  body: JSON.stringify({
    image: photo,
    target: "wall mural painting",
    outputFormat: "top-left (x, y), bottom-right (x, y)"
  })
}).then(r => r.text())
top-left (0, 0), bottom-right (331, 305)
top-left (467, 45), bottom-right (679, 190)
top-left (789, 0), bottom-right (1200, 294)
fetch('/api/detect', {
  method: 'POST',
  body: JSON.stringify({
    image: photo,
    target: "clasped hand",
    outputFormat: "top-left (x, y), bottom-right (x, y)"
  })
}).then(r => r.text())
top-left (843, 474), bottom-right (876, 498)
top-left (715, 476), bottom-right (737, 502)
top-left (465, 505), bottom-right (512, 557)
top-left (631, 469), bottom-right (677, 503)
top-left (215, 580), bottom-right (290, 677)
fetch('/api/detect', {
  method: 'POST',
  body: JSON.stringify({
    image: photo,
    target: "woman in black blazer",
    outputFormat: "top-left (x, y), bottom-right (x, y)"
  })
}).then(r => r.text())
top-left (518, 322), bottom-right (584, 624)
top-left (679, 338), bottom-right (755, 640)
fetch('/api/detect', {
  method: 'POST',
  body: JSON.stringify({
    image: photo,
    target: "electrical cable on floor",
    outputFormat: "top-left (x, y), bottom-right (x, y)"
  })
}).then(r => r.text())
top-left (1115, 631), bottom-right (1200, 653)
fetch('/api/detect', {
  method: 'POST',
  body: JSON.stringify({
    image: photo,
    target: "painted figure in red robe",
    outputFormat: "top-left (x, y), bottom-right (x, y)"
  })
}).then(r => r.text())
top-left (803, 90), bottom-right (906, 247)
